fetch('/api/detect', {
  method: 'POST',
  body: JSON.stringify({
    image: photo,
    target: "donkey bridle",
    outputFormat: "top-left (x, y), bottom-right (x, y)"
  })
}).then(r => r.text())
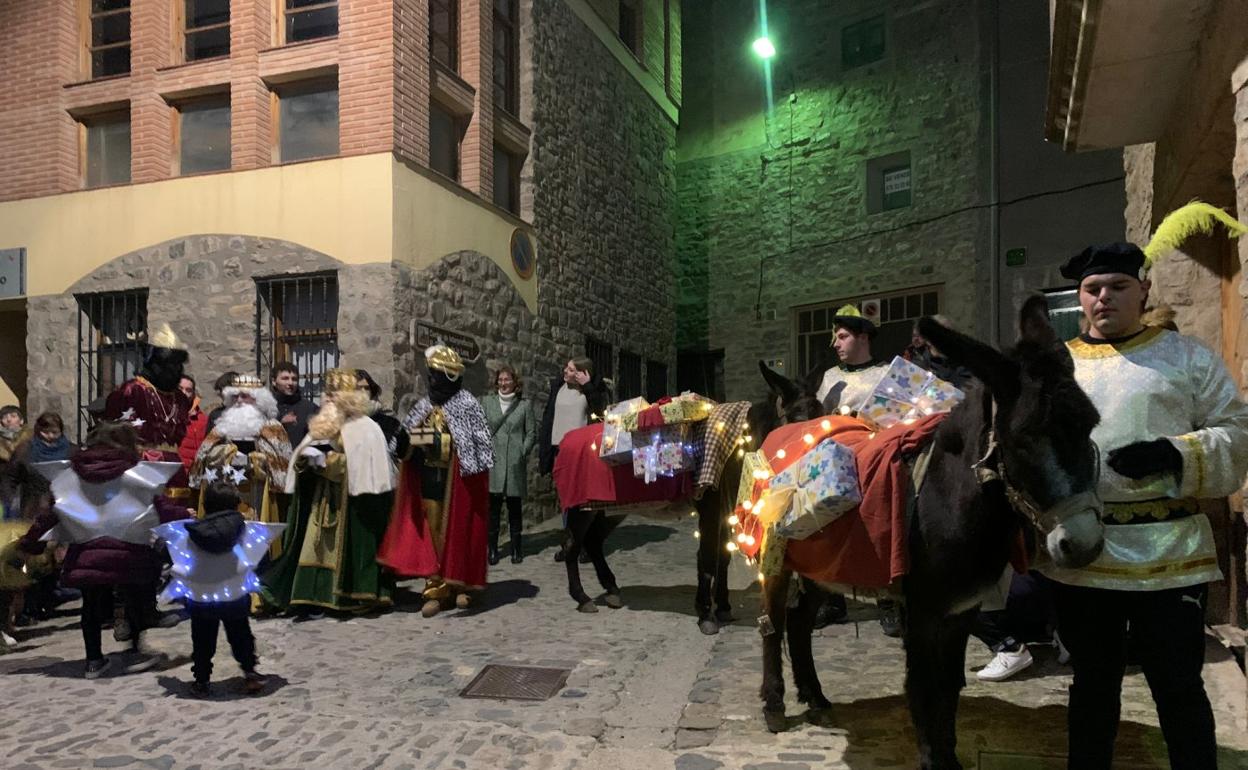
top-left (970, 391), bottom-right (1101, 534)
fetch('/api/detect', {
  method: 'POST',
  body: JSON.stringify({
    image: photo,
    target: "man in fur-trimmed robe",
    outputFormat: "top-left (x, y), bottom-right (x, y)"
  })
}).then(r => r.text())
top-left (258, 368), bottom-right (395, 615)
top-left (189, 374), bottom-right (292, 548)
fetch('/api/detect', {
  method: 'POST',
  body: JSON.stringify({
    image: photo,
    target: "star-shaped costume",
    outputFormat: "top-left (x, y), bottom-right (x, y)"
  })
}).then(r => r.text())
top-left (31, 461), bottom-right (184, 545)
top-left (154, 519), bottom-right (285, 604)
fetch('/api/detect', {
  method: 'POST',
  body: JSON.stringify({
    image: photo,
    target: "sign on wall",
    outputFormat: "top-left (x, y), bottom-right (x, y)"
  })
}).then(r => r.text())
top-left (0, 248), bottom-right (26, 299)
top-left (410, 320), bottom-right (481, 364)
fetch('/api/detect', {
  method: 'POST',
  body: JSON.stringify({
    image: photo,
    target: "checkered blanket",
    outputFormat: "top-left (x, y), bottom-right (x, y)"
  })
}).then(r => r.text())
top-left (693, 401), bottom-right (751, 490)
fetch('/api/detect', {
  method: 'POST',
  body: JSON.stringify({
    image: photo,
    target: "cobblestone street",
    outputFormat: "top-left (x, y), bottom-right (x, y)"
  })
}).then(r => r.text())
top-left (1, 515), bottom-right (1245, 770)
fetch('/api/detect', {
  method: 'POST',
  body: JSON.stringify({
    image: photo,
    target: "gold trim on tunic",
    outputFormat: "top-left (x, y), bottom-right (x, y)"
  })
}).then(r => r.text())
top-left (1066, 326), bottom-right (1164, 359)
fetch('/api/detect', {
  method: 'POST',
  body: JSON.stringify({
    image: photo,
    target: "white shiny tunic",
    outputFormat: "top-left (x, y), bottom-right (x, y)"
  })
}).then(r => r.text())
top-left (1046, 327), bottom-right (1248, 591)
top-left (816, 362), bottom-right (890, 413)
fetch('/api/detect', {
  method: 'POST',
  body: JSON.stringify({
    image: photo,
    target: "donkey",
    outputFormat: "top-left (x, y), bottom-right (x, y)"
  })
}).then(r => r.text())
top-left (752, 297), bottom-right (1104, 770)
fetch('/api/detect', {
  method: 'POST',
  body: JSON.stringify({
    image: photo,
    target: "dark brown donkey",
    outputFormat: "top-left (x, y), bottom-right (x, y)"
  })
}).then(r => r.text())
top-left (751, 297), bottom-right (1105, 770)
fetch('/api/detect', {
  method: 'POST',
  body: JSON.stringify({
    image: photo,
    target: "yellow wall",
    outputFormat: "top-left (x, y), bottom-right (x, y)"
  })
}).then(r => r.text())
top-left (0, 153), bottom-right (536, 310)
top-left (391, 159), bottom-right (538, 311)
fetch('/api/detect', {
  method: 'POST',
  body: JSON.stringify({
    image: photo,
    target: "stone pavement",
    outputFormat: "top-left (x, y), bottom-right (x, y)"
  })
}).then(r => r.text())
top-left (1, 515), bottom-right (1245, 770)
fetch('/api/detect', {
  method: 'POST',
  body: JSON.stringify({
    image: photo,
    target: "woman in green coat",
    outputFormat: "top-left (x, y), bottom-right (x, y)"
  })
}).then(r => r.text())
top-left (482, 365), bottom-right (537, 564)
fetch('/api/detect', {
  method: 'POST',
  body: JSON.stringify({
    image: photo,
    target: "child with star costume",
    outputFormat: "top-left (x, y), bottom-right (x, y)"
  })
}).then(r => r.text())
top-left (14, 422), bottom-right (191, 678)
top-left (155, 481), bottom-right (282, 696)
top-left (1041, 202), bottom-right (1248, 769)
top-left (258, 368), bottom-right (396, 614)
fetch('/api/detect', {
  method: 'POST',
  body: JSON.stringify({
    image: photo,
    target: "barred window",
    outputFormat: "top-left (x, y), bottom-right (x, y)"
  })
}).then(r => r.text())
top-left (255, 273), bottom-right (339, 401)
top-left (76, 289), bottom-right (148, 438)
top-left (493, 0), bottom-right (519, 115)
top-left (617, 350), bottom-right (641, 400)
top-left (645, 360), bottom-right (668, 402)
top-left (585, 337), bottom-right (614, 382)
top-left (794, 285), bottom-right (941, 377)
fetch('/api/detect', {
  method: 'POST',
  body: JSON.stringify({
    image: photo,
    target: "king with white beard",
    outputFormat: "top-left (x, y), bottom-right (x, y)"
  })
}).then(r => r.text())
top-left (190, 375), bottom-right (293, 534)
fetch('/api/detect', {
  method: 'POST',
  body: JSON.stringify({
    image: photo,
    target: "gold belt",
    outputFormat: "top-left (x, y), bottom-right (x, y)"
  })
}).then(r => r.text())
top-left (162, 487), bottom-right (192, 500)
top-left (1103, 498), bottom-right (1199, 524)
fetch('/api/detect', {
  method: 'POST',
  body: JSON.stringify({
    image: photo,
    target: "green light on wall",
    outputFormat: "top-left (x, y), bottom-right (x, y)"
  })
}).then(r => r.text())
top-left (752, 36), bottom-right (776, 59)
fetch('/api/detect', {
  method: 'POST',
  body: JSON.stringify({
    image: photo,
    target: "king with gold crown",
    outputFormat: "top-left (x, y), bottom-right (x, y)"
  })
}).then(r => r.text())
top-left (378, 343), bottom-right (493, 617)
top-left (258, 367), bottom-right (396, 615)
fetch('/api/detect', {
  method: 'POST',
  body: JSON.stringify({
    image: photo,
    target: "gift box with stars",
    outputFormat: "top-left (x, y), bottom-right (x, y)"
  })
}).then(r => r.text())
top-left (599, 397), bottom-right (649, 465)
top-left (854, 356), bottom-right (965, 430)
top-left (766, 438), bottom-right (860, 540)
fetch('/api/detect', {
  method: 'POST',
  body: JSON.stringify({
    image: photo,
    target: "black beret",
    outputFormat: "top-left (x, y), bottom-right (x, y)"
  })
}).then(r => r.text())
top-left (1059, 243), bottom-right (1146, 282)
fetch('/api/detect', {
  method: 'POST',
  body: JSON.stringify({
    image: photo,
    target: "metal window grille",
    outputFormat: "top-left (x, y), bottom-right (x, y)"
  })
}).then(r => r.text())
top-left (794, 285), bottom-right (941, 377)
top-left (645, 360), bottom-right (669, 402)
top-left (255, 273), bottom-right (339, 402)
top-left (585, 337), bottom-right (614, 382)
top-left (76, 289), bottom-right (148, 439)
top-left (617, 350), bottom-right (642, 400)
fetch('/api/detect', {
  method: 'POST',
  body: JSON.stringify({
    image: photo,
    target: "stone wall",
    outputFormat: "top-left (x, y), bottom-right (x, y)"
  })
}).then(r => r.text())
top-left (27, 235), bottom-right (393, 441)
top-left (676, 0), bottom-right (989, 401)
top-left (528, 0), bottom-right (679, 391)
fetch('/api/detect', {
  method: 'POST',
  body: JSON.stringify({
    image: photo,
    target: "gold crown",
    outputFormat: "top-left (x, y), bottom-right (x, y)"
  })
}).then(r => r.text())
top-left (147, 322), bottom-right (187, 351)
top-left (229, 374), bottom-right (264, 390)
top-left (425, 344), bottom-right (465, 378)
top-left (323, 368), bottom-right (359, 394)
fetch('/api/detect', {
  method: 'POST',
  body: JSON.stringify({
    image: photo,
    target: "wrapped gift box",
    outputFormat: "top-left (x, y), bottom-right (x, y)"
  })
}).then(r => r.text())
top-left (600, 397), bottom-right (649, 465)
top-left (854, 356), bottom-right (965, 429)
top-left (766, 438), bottom-right (860, 540)
top-left (735, 450), bottom-right (772, 512)
top-left (622, 392), bottom-right (716, 432)
top-left (631, 424), bottom-right (694, 483)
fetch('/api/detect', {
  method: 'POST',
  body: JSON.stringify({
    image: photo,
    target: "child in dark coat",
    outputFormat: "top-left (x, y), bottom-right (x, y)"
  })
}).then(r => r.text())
top-left (158, 481), bottom-right (281, 696)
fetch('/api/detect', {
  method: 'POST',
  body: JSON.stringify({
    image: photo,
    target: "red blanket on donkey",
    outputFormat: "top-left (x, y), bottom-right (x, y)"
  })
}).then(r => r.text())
top-left (752, 415), bottom-right (1027, 588)
top-left (554, 424), bottom-right (691, 510)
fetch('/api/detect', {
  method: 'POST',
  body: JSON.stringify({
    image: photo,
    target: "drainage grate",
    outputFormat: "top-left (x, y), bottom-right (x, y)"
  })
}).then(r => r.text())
top-left (460, 664), bottom-right (572, 701)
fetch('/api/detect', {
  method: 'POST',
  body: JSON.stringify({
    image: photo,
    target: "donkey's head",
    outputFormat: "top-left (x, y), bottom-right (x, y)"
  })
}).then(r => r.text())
top-left (918, 296), bottom-right (1104, 569)
top-left (749, 360), bottom-right (827, 441)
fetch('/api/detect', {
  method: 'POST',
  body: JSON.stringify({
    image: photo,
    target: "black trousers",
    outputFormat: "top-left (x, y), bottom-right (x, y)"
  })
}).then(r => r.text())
top-left (1053, 581), bottom-right (1215, 770)
top-left (489, 494), bottom-right (523, 547)
top-left (972, 571), bottom-right (1055, 653)
top-left (565, 509), bottom-right (618, 604)
top-left (189, 598), bottom-right (257, 684)
top-left (82, 585), bottom-right (142, 661)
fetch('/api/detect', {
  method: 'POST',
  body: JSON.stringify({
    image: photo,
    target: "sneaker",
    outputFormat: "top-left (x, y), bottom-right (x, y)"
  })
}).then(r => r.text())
top-left (243, 670), bottom-right (269, 694)
top-left (189, 680), bottom-right (211, 698)
top-left (84, 657), bottom-right (112, 680)
top-left (977, 647), bottom-right (1033, 682)
top-left (122, 651), bottom-right (160, 674)
top-left (812, 594), bottom-right (848, 630)
top-left (1, 630), bottom-right (16, 647)
top-left (1054, 631), bottom-right (1071, 665)
top-left (112, 618), bottom-right (132, 643)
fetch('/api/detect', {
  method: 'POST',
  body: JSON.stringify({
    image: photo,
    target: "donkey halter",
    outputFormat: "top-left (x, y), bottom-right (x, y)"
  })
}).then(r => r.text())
top-left (970, 394), bottom-right (1101, 534)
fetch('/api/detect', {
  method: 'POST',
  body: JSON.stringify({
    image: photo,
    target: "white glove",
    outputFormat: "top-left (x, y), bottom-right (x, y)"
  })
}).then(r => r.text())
top-left (300, 446), bottom-right (327, 468)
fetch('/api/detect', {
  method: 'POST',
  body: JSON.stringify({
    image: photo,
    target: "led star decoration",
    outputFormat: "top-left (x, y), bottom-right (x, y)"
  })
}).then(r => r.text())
top-left (131, 418), bottom-right (146, 428)
top-left (120, 408), bottom-right (136, 421)
top-left (153, 520), bottom-right (286, 604)
top-left (201, 467), bottom-right (219, 484)
top-left (227, 466), bottom-right (247, 485)
top-left (31, 461), bottom-right (184, 545)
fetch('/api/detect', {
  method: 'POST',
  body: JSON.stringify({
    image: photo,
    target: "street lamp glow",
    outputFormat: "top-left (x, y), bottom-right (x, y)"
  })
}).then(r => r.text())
top-left (752, 36), bottom-right (776, 59)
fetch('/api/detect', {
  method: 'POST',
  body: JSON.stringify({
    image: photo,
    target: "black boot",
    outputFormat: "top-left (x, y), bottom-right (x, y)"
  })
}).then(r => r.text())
top-left (507, 497), bottom-right (524, 564)
top-left (510, 534), bottom-right (524, 564)
top-left (488, 495), bottom-right (502, 566)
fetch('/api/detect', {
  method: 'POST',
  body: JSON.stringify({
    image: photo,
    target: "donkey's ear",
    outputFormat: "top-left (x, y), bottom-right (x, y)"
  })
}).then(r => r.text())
top-left (917, 317), bottom-right (1018, 397)
top-left (759, 360), bottom-right (802, 403)
top-left (1018, 294), bottom-right (1058, 349)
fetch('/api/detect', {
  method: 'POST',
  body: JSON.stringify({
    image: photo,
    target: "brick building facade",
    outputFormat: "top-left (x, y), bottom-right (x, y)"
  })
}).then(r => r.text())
top-left (0, 0), bottom-right (682, 521)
